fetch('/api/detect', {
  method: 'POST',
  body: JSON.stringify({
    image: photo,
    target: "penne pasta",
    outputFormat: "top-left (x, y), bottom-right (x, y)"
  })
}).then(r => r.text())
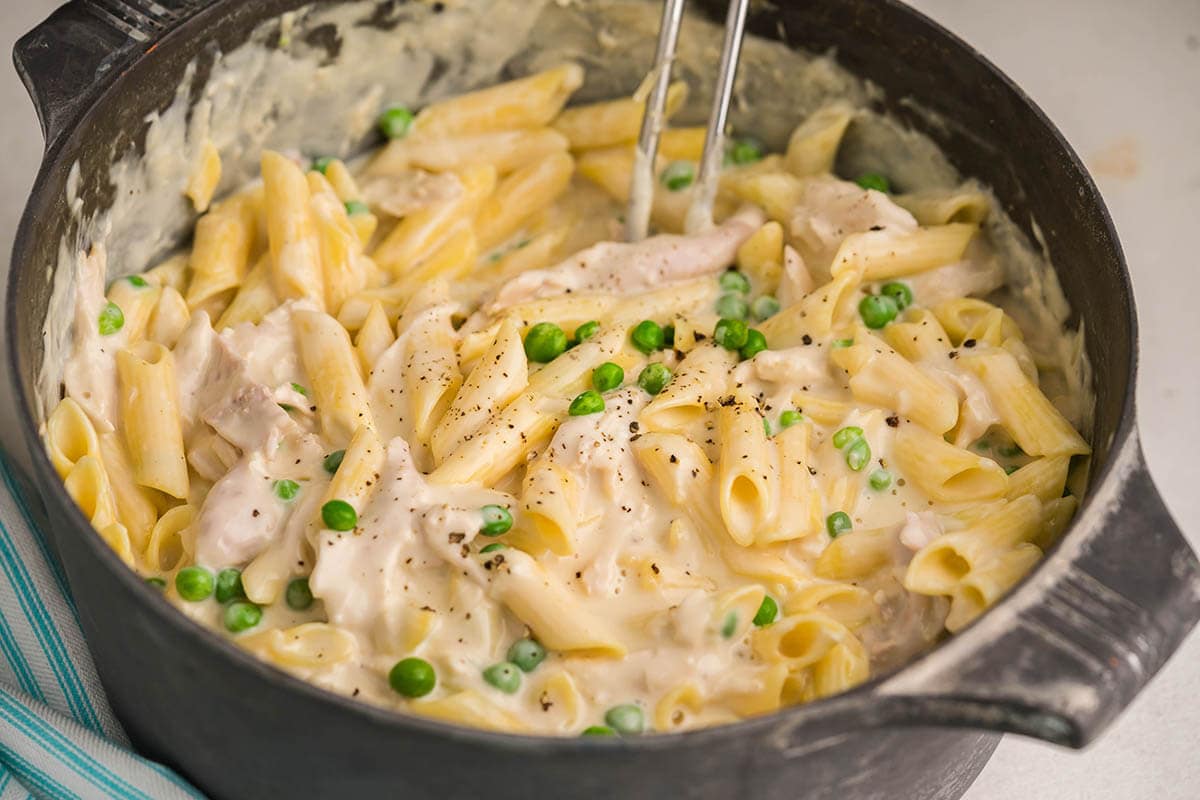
top-left (414, 63), bottom-right (584, 136)
top-left (716, 392), bottom-right (779, 546)
top-left (905, 495), bottom-right (1043, 595)
top-left (490, 550), bottom-right (625, 656)
top-left (785, 102), bottom-right (855, 177)
top-left (829, 224), bottom-right (978, 281)
top-left (186, 192), bottom-right (257, 310)
top-left (893, 187), bottom-right (990, 226)
top-left (185, 141), bottom-right (222, 213)
top-left (958, 348), bottom-right (1090, 457)
top-left (293, 309), bottom-right (374, 445)
top-left (215, 253), bottom-right (277, 330)
top-left (552, 81), bottom-right (687, 151)
top-left (430, 317), bottom-right (527, 463)
top-left (371, 164), bottom-right (495, 276)
top-left (830, 331), bottom-right (959, 434)
top-left (261, 151), bottom-right (325, 308)
top-left (892, 424), bottom-right (1008, 504)
top-left (476, 151), bottom-right (574, 252)
top-left (116, 342), bottom-right (189, 499)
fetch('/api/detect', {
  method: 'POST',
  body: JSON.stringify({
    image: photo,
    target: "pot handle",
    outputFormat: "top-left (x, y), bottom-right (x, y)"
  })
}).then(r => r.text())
top-left (13, 0), bottom-right (207, 147)
top-left (874, 432), bottom-right (1200, 747)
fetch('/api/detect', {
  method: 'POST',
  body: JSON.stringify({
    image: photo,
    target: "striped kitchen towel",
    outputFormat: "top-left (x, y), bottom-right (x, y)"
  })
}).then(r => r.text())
top-left (0, 452), bottom-right (204, 799)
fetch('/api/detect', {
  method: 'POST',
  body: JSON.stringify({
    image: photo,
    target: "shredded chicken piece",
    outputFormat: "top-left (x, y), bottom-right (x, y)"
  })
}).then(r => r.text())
top-left (488, 205), bottom-right (766, 310)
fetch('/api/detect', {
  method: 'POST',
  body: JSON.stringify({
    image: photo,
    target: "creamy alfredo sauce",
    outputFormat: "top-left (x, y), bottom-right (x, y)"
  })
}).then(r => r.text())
top-left (44, 0), bottom-right (1092, 737)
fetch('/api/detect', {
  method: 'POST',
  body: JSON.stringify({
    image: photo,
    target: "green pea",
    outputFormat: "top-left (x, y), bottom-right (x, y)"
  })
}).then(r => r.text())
top-left (507, 639), bottom-right (547, 672)
top-left (344, 200), bottom-right (370, 217)
top-left (713, 318), bottom-right (749, 351)
top-left (859, 294), bottom-right (899, 329)
top-left (312, 156), bottom-right (334, 174)
top-left (569, 389), bottom-right (605, 416)
top-left (662, 324), bottom-right (675, 347)
top-left (869, 469), bottom-right (893, 491)
top-left (753, 595), bottom-right (778, 627)
top-left (605, 704), bottom-right (645, 735)
top-left (592, 362), bottom-right (625, 392)
top-left (1005, 464), bottom-right (1020, 475)
top-left (719, 269), bottom-right (751, 294)
top-left (660, 161), bottom-right (695, 191)
top-left (98, 302), bottom-right (125, 336)
top-left (715, 292), bottom-right (750, 321)
top-left (378, 105), bottom-right (415, 139)
top-left (727, 138), bottom-right (763, 165)
top-left (574, 320), bottom-right (600, 342)
top-left (175, 566), bottom-right (214, 602)
top-left (483, 662), bottom-right (522, 694)
top-left (524, 322), bottom-right (568, 363)
top-left (389, 657), bottom-right (436, 698)
top-left (831, 338), bottom-right (854, 348)
top-left (145, 576), bottom-right (167, 590)
top-left (321, 499), bottom-right (358, 531)
top-left (751, 295), bottom-right (781, 321)
top-left (778, 410), bottom-right (804, 429)
top-left (223, 601), bottom-right (262, 633)
top-left (826, 511), bottom-right (852, 538)
top-left (126, 275), bottom-right (149, 288)
top-left (720, 611), bottom-right (738, 638)
top-left (637, 363), bottom-right (672, 396)
top-left (215, 568), bottom-right (246, 604)
top-left (999, 444), bottom-right (1025, 458)
top-left (832, 426), bottom-right (864, 449)
top-left (479, 542), bottom-right (509, 554)
top-left (630, 320), bottom-right (665, 354)
top-left (856, 172), bottom-right (891, 193)
top-left (286, 577), bottom-right (314, 610)
top-left (323, 450), bottom-right (345, 474)
top-left (582, 725), bottom-right (617, 737)
top-left (763, 417), bottom-right (774, 437)
top-left (739, 328), bottom-right (768, 360)
top-left (480, 504), bottom-right (513, 537)
top-left (880, 281), bottom-right (913, 311)
top-left (274, 479), bottom-right (300, 501)
top-left (845, 438), bottom-right (871, 471)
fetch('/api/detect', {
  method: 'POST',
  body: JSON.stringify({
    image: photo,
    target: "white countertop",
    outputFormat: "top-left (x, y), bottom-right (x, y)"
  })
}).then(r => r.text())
top-left (0, 1), bottom-right (1196, 798)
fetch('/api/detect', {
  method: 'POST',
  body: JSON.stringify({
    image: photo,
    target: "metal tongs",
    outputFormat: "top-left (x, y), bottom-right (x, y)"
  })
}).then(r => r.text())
top-left (625, 0), bottom-right (751, 242)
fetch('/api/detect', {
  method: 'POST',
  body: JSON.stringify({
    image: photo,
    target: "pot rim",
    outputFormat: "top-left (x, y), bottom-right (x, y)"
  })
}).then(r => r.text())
top-left (5, 0), bottom-right (1137, 752)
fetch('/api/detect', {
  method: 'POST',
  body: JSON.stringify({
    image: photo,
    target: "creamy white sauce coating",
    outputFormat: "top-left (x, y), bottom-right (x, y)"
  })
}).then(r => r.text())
top-left (43, 0), bottom-right (1095, 735)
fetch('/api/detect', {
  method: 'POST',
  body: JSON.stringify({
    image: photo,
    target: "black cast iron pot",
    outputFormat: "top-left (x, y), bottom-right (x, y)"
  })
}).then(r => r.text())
top-left (9, 1), bottom-right (1200, 798)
